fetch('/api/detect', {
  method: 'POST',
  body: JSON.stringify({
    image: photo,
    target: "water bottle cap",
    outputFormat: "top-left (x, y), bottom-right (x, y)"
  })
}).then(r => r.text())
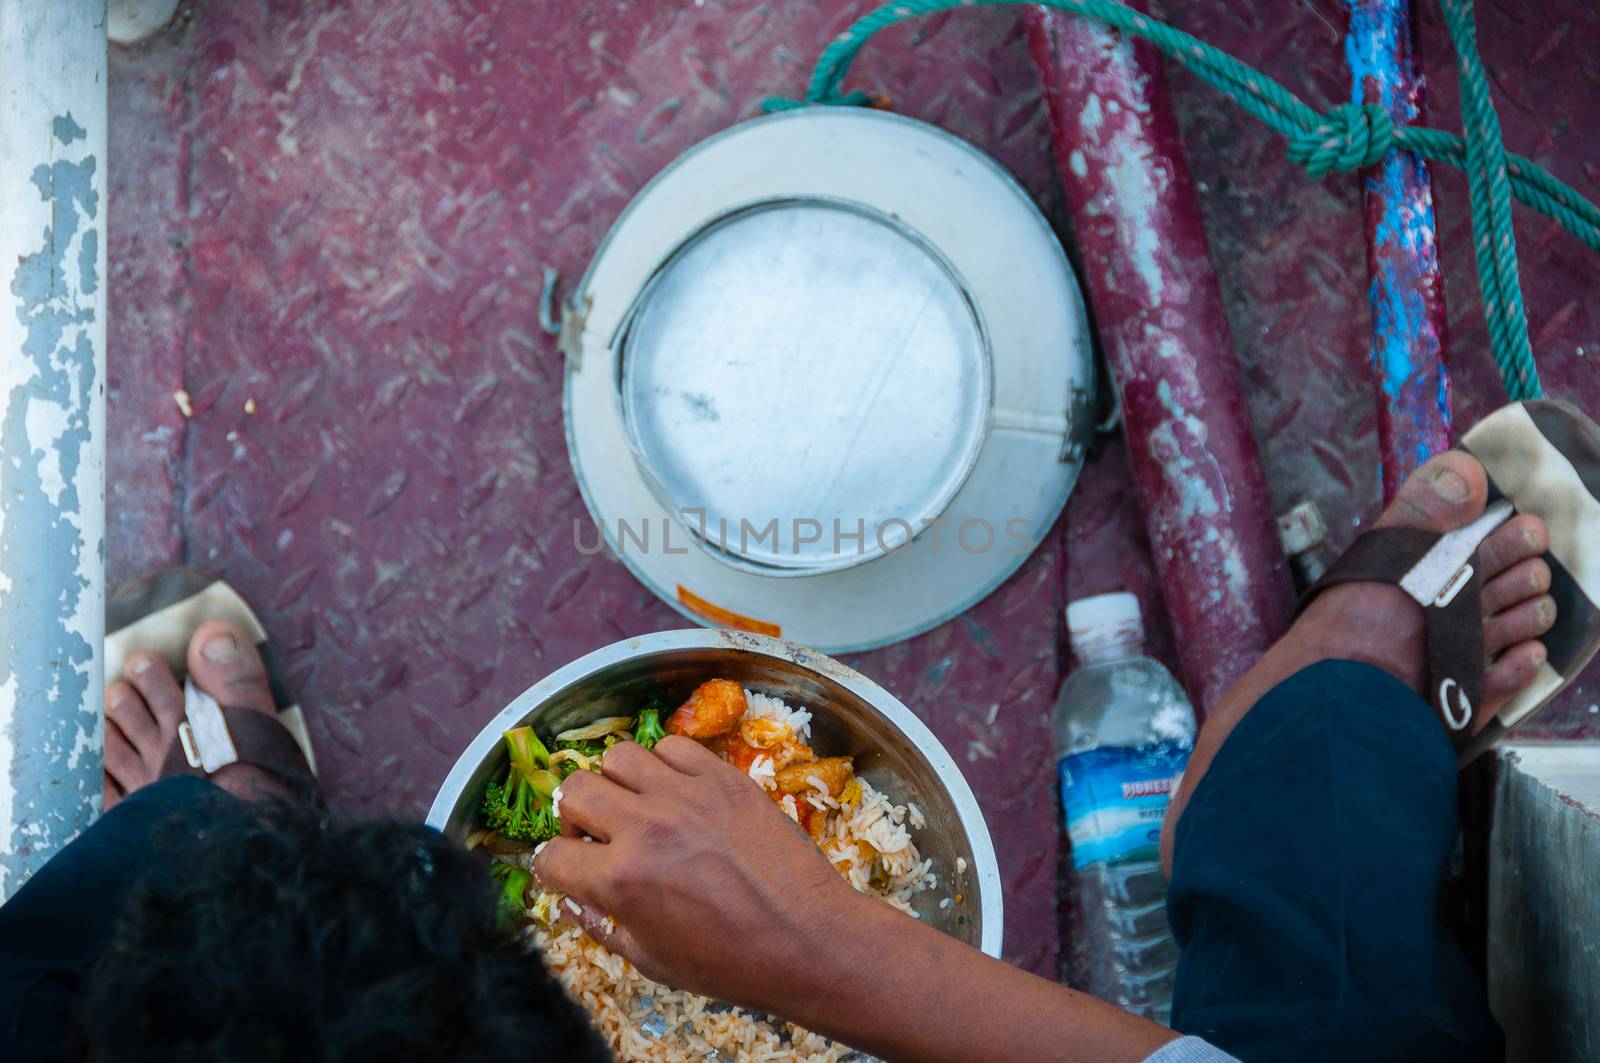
top-left (1065, 592), bottom-right (1142, 637)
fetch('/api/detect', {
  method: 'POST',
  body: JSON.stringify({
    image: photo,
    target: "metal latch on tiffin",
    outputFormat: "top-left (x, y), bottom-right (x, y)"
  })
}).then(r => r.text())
top-left (1399, 499), bottom-right (1514, 608)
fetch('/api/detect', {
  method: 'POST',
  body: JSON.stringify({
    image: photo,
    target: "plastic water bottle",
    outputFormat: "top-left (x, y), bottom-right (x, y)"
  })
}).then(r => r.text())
top-left (1054, 592), bottom-right (1196, 1023)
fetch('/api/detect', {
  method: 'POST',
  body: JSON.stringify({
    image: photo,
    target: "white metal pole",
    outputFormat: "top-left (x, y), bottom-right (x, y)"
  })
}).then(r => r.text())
top-left (0, 0), bottom-right (108, 897)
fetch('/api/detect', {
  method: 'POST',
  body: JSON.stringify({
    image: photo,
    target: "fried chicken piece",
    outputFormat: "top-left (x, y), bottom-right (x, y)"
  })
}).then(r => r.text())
top-left (774, 756), bottom-right (854, 798)
top-left (665, 679), bottom-right (748, 739)
top-left (717, 730), bottom-right (766, 774)
top-left (739, 716), bottom-right (791, 748)
top-left (800, 804), bottom-right (829, 841)
top-left (738, 716), bottom-right (814, 771)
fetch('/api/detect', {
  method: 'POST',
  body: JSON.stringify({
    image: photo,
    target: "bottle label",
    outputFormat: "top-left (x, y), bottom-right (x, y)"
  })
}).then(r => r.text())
top-left (1058, 740), bottom-right (1191, 869)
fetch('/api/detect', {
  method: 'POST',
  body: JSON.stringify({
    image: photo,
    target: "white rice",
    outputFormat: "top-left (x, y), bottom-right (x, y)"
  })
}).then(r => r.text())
top-left (524, 694), bottom-right (933, 1061)
top-left (746, 754), bottom-right (776, 791)
top-left (742, 690), bottom-right (812, 740)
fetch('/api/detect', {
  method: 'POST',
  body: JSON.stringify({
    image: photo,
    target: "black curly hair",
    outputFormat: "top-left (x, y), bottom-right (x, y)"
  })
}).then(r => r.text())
top-left (71, 794), bottom-right (609, 1063)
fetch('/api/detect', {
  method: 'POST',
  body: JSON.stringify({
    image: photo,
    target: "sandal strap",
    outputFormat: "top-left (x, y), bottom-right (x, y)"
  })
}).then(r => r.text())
top-left (161, 683), bottom-right (315, 790)
top-left (1303, 525), bottom-right (1483, 749)
top-left (1300, 526), bottom-right (1439, 598)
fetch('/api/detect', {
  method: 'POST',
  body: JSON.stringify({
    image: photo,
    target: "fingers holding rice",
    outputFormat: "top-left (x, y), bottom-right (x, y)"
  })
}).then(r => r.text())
top-left (497, 682), bottom-right (934, 1061)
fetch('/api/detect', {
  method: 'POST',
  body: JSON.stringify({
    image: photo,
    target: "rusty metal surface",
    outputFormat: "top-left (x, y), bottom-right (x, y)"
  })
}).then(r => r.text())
top-left (108, 31), bottom-right (186, 576)
top-left (1162, 0), bottom-right (1600, 737)
top-left (1025, 6), bottom-right (1299, 716)
top-left (1346, 0), bottom-right (1454, 500)
top-left (102, 0), bottom-right (1600, 974)
top-left (106, 0), bottom-right (1075, 974)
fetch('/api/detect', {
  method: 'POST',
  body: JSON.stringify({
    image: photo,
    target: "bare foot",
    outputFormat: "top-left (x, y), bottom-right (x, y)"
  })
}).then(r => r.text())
top-left (1160, 452), bottom-right (1555, 874)
top-left (103, 620), bottom-right (289, 810)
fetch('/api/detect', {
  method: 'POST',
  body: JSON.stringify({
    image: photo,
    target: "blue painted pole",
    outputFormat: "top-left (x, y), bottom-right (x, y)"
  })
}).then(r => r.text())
top-left (1346, 0), bottom-right (1453, 501)
top-left (0, 1), bottom-right (108, 896)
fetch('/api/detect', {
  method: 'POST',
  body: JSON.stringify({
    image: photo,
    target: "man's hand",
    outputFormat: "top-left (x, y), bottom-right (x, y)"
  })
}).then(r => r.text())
top-left (532, 734), bottom-right (1176, 1063)
top-left (531, 735), bottom-right (868, 1011)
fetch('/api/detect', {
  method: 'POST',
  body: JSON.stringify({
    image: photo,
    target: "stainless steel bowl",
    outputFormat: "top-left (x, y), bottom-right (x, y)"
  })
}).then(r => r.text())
top-left (427, 628), bottom-right (1002, 957)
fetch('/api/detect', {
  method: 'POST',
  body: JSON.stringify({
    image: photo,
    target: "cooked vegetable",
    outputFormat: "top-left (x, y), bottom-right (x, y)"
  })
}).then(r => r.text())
top-left (481, 830), bottom-right (533, 856)
top-left (504, 725), bottom-right (551, 775)
top-left (482, 776), bottom-right (558, 843)
top-left (633, 706), bottom-right (666, 750)
top-left (838, 776), bottom-right (863, 808)
top-left (551, 732), bottom-right (623, 778)
top-left (666, 679), bottom-right (747, 739)
top-left (524, 767), bottom-right (562, 797)
top-left (482, 727), bottom-right (561, 843)
top-left (480, 681), bottom-right (805, 844)
top-left (490, 862), bottom-right (532, 928)
top-left (555, 716), bottom-right (635, 743)
top-left (548, 748), bottom-right (594, 779)
top-left (554, 735), bottom-right (611, 760)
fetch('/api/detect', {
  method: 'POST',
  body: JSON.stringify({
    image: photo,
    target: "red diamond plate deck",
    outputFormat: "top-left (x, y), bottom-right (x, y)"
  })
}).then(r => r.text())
top-left (107, 0), bottom-right (1600, 978)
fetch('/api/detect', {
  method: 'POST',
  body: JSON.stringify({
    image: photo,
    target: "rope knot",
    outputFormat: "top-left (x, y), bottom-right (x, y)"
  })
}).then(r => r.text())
top-left (1286, 102), bottom-right (1396, 178)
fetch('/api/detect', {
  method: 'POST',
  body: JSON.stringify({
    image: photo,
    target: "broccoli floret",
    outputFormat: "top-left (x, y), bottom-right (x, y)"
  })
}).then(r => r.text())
top-left (555, 736), bottom-right (608, 759)
top-left (489, 862), bottom-right (532, 928)
top-left (481, 765), bottom-right (561, 843)
top-left (634, 706), bottom-right (667, 750)
top-left (480, 727), bottom-right (563, 843)
top-left (503, 725), bottom-right (551, 776)
top-left (481, 779), bottom-right (515, 835)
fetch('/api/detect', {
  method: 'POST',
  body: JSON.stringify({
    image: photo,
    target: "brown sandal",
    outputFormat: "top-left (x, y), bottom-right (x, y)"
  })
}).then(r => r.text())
top-left (1302, 399), bottom-right (1600, 763)
top-left (106, 568), bottom-right (318, 791)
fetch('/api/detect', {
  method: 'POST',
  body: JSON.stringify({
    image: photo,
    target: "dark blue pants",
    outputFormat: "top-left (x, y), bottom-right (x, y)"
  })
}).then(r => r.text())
top-left (1168, 659), bottom-right (1503, 1062)
top-left (2, 661), bottom-right (1502, 1061)
top-left (0, 775), bottom-right (228, 1062)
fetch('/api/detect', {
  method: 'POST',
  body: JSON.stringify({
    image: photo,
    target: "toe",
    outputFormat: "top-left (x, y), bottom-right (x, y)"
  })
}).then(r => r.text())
top-left (105, 718), bottom-right (145, 798)
top-left (105, 681), bottom-right (163, 766)
top-left (1485, 641), bottom-right (1549, 719)
top-left (1478, 515), bottom-right (1548, 580)
top-left (123, 652), bottom-right (185, 732)
top-left (186, 620), bottom-right (276, 717)
top-left (1375, 452), bottom-right (1488, 532)
top-left (1485, 595), bottom-right (1557, 656)
top-left (1483, 558), bottom-right (1552, 617)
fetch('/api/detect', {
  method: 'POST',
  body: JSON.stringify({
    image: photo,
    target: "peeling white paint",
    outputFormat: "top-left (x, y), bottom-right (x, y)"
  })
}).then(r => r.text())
top-left (1151, 377), bottom-right (1227, 524)
top-left (0, 672), bottom-right (14, 895)
top-left (1080, 92), bottom-right (1103, 138)
top-left (1102, 147), bottom-right (1169, 302)
top-left (25, 398), bottom-right (72, 507)
top-left (1, 2), bottom-right (108, 896)
top-left (65, 719), bottom-right (96, 771)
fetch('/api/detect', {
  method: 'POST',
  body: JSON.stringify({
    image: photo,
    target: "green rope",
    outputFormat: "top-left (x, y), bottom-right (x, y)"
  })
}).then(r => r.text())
top-left (768, 0), bottom-right (1600, 401)
top-left (1438, 0), bottom-right (1535, 399)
